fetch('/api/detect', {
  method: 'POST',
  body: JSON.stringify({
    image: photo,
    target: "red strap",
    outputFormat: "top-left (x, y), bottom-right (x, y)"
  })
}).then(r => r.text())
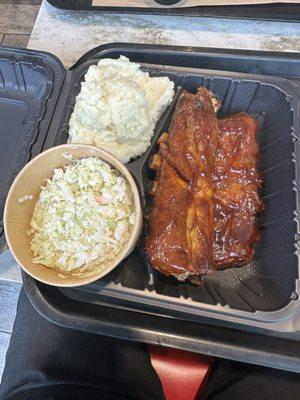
top-left (149, 346), bottom-right (214, 400)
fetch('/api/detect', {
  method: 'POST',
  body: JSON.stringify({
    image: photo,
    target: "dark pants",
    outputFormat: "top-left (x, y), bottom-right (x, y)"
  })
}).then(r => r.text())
top-left (1, 288), bottom-right (300, 400)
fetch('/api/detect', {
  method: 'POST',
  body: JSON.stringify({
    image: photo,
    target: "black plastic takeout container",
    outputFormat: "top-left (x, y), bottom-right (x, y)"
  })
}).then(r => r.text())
top-left (1, 43), bottom-right (300, 334)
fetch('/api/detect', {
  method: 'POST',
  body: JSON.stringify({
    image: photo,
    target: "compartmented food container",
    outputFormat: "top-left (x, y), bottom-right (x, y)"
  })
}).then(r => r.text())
top-left (1, 43), bottom-right (300, 340)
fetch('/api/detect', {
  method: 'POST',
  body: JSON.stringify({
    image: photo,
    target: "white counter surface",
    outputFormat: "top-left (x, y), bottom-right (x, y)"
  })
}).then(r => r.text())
top-left (29, 1), bottom-right (300, 68)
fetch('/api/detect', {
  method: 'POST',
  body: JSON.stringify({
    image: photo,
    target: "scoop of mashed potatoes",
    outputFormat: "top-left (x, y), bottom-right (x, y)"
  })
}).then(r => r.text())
top-left (68, 56), bottom-right (174, 163)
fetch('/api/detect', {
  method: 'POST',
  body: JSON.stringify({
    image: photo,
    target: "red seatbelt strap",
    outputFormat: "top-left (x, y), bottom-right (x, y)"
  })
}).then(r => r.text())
top-left (149, 345), bottom-right (214, 400)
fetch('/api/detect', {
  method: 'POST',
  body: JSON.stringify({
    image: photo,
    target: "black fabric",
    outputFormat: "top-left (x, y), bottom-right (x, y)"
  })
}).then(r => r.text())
top-left (198, 359), bottom-right (300, 400)
top-left (0, 288), bottom-right (164, 400)
top-left (1, 288), bottom-right (300, 400)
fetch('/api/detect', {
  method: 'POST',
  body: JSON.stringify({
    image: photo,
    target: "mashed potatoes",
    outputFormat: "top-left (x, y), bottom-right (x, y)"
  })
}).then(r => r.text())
top-left (68, 57), bottom-right (174, 163)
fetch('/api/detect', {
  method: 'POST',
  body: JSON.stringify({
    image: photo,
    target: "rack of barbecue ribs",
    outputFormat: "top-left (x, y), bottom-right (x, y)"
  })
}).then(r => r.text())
top-left (213, 112), bottom-right (263, 269)
top-left (146, 87), bottom-right (220, 281)
top-left (145, 86), bottom-right (263, 282)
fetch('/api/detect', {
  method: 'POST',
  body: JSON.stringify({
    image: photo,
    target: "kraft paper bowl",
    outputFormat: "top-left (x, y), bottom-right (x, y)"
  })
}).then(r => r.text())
top-left (4, 144), bottom-right (142, 287)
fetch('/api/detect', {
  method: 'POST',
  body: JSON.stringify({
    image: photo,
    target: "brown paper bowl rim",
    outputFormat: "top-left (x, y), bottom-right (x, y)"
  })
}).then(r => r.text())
top-left (4, 144), bottom-right (143, 287)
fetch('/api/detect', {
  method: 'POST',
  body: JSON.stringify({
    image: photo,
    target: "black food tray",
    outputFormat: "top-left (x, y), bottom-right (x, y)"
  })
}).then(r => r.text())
top-left (48, 0), bottom-right (300, 23)
top-left (1, 44), bottom-right (300, 365)
top-left (40, 43), bottom-right (300, 332)
top-left (0, 47), bottom-right (65, 251)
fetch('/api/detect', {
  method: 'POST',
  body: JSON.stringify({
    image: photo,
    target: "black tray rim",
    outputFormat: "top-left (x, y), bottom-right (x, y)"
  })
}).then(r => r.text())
top-left (0, 44), bottom-right (66, 72)
top-left (0, 44), bottom-right (66, 247)
top-left (70, 43), bottom-right (300, 70)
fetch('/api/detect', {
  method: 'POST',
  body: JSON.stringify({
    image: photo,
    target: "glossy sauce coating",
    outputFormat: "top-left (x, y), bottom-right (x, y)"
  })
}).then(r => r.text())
top-left (146, 91), bottom-right (262, 281)
top-left (213, 112), bottom-right (263, 268)
top-left (146, 87), bottom-right (219, 279)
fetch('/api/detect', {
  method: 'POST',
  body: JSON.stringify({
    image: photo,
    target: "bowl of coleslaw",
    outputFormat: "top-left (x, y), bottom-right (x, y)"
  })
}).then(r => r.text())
top-left (4, 144), bottom-right (142, 286)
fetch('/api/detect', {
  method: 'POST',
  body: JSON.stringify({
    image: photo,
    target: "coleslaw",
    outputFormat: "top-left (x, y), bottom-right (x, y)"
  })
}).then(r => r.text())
top-left (29, 157), bottom-right (135, 272)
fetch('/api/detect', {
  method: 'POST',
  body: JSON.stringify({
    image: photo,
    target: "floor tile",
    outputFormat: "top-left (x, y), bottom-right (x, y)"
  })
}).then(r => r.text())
top-left (0, 0), bottom-right (41, 4)
top-left (0, 5), bottom-right (40, 34)
top-left (0, 281), bottom-right (21, 333)
top-left (0, 331), bottom-right (10, 382)
top-left (2, 33), bottom-right (30, 47)
top-left (0, 250), bottom-right (22, 283)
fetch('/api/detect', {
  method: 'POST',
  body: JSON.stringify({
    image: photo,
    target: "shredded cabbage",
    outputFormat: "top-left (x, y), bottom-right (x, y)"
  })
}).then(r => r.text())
top-left (29, 157), bottom-right (135, 272)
